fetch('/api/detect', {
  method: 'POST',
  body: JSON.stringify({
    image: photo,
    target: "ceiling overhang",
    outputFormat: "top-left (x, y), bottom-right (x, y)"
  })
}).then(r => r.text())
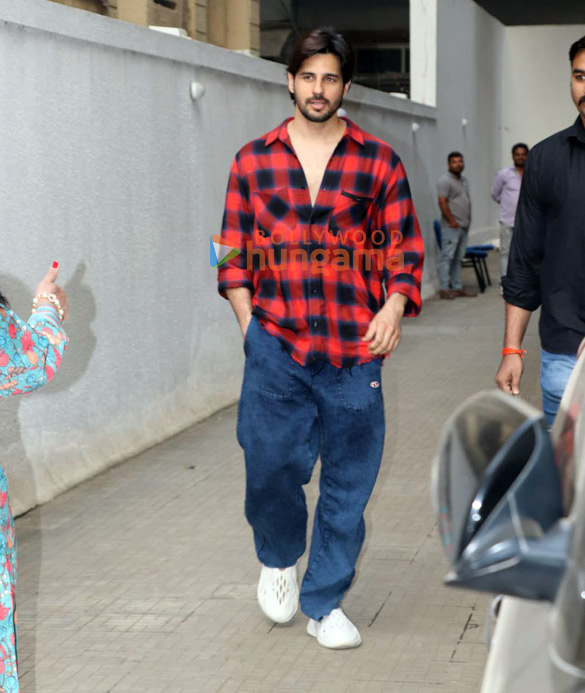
top-left (473, 1), bottom-right (585, 26)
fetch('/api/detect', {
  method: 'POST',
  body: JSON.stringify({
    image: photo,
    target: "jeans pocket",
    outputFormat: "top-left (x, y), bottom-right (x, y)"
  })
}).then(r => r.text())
top-left (243, 315), bottom-right (256, 354)
top-left (336, 360), bottom-right (384, 411)
top-left (243, 322), bottom-right (295, 400)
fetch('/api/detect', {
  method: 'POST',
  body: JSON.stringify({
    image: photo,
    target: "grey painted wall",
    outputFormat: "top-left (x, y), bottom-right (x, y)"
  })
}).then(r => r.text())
top-left (1, 0), bottom-right (542, 515)
top-left (0, 0), bottom-right (440, 515)
top-left (501, 25), bottom-right (585, 162)
top-left (435, 0), bottom-right (505, 238)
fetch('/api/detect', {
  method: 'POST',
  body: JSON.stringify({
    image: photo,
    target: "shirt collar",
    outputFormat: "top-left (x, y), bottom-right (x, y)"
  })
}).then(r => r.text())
top-left (567, 116), bottom-right (585, 144)
top-left (264, 116), bottom-right (365, 147)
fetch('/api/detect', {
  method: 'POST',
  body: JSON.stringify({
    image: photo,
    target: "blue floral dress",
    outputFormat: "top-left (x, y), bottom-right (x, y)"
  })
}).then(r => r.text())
top-left (0, 304), bottom-right (69, 692)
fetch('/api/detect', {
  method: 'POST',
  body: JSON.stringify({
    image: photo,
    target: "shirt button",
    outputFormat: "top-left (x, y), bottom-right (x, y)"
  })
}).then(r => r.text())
top-left (313, 321), bottom-right (318, 328)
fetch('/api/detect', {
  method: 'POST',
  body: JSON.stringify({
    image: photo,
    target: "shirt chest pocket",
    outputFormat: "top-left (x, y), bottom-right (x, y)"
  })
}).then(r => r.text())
top-left (252, 188), bottom-right (297, 246)
top-left (327, 191), bottom-right (373, 248)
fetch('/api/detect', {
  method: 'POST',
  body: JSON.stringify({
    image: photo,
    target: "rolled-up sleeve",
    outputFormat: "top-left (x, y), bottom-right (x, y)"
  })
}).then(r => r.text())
top-left (217, 154), bottom-right (255, 298)
top-left (375, 155), bottom-right (424, 316)
top-left (502, 152), bottom-right (544, 311)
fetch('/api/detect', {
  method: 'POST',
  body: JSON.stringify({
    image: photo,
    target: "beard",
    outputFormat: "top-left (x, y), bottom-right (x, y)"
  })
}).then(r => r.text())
top-left (295, 93), bottom-right (343, 123)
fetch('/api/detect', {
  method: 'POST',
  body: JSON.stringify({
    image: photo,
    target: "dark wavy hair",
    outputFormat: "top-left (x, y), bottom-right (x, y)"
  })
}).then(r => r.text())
top-left (287, 26), bottom-right (354, 101)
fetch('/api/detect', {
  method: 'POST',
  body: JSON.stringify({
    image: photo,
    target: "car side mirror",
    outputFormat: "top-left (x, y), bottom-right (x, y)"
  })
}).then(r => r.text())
top-left (433, 391), bottom-right (569, 601)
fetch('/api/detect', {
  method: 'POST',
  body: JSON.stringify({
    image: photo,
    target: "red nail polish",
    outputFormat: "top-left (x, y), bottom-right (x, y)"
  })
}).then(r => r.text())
top-left (52, 261), bottom-right (59, 269)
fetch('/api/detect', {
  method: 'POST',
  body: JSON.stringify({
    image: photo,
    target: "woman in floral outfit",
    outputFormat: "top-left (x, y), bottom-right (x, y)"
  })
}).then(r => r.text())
top-left (0, 263), bottom-right (69, 692)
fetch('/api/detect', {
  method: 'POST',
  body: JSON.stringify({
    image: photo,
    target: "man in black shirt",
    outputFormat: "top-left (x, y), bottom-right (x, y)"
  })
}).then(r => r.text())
top-left (496, 35), bottom-right (585, 425)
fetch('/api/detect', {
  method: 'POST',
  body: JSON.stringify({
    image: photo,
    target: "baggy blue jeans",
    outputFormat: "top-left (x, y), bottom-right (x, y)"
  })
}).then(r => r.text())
top-left (540, 349), bottom-right (577, 426)
top-left (237, 316), bottom-right (386, 620)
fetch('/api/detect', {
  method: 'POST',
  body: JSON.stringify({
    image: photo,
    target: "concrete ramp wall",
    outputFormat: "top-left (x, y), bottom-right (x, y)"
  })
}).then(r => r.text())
top-left (0, 0), bottom-right (440, 514)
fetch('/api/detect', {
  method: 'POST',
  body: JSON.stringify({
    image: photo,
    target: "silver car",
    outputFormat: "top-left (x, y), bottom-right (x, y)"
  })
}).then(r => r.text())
top-left (433, 351), bottom-right (585, 692)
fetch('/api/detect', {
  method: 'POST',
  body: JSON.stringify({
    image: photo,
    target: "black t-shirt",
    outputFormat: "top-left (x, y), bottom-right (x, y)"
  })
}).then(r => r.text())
top-left (503, 117), bottom-right (585, 354)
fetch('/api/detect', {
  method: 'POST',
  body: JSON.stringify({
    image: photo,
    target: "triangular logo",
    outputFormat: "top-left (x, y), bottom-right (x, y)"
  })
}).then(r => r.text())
top-left (210, 234), bottom-right (241, 267)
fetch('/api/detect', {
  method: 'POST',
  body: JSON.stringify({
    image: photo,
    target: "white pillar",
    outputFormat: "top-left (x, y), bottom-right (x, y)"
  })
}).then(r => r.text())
top-left (410, 0), bottom-right (437, 106)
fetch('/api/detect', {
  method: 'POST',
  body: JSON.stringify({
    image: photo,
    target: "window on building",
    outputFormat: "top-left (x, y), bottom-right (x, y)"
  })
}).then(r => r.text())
top-left (354, 45), bottom-right (410, 94)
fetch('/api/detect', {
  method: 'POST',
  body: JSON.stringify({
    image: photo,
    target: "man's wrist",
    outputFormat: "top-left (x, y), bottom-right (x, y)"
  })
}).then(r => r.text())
top-left (502, 347), bottom-right (527, 358)
top-left (383, 293), bottom-right (408, 317)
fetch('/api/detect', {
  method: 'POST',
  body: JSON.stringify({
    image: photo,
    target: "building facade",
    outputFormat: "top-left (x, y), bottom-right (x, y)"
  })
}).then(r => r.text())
top-left (49, 0), bottom-right (260, 54)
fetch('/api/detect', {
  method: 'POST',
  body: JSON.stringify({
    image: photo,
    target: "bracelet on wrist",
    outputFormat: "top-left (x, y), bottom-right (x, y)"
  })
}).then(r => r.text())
top-left (502, 348), bottom-right (527, 358)
top-left (32, 292), bottom-right (64, 321)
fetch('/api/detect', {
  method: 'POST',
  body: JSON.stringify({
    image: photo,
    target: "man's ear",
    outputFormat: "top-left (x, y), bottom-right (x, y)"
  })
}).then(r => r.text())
top-left (343, 80), bottom-right (352, 96)
top-left (287, 71), bottom-right (295, 95)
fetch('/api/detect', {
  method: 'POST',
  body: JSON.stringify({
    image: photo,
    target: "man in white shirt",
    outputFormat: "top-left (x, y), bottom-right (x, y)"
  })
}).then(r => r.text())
top-left (491, 143), bottom-right (529, 283)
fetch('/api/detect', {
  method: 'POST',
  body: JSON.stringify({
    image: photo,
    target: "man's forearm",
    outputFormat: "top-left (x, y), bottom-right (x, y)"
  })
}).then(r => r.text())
top-left (438, 198), bottom-right (456, 225)
top-left (225, 287), bottom-right (253, 338)
top-left (504, 302), bottom-right (532, 348)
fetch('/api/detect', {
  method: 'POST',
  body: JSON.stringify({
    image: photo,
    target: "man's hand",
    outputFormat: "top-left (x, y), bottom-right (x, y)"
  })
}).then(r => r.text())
top-left (495, 354), bottom-right (524, 395)
top-left (438, 197), bottom-right (458, 230)
top-left (362, 294), bottom-right (407, 355)
top-left (495, 304), bottom-right (532, 396)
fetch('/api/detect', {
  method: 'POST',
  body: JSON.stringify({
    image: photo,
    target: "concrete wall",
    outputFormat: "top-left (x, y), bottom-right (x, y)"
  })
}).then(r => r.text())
top-left (433, 6), bottom-right (585, 233)
top-left (500, 25), bottom-right (585, 165)
top-left (0, 0), bottom-right (437, 516)
top-left (434, 0), bottom-right (505, 240)
top-left (4, 0), bottom-right (573, 515)
top-left (410, 0), bottom-right (437, 107)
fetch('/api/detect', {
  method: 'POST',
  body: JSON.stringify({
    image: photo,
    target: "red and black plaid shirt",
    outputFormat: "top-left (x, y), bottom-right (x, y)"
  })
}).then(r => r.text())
top-left (218, 117), bottom-right (424, 368)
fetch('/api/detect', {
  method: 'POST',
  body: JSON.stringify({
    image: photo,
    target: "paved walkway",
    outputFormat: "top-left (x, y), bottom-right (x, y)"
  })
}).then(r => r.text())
top-left (16, 263), bottom-right (541, 693)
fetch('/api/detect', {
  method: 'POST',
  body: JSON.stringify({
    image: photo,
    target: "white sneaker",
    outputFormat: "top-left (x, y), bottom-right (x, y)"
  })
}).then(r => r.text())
top-left (307, 608), bottom-right (362, 649)
top-left (257, 565), bottom-right (299, 624)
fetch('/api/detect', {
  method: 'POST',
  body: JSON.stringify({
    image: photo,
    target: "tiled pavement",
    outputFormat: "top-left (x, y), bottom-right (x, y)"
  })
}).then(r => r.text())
top-left (16, 264), bottom-right (541, 693)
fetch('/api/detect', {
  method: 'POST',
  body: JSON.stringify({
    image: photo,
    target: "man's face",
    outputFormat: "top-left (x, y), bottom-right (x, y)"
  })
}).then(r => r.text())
top-left (512, 147), bottom-right (528, 168)
top-left (571, 49), bottom-right (585, 120)
top-left (287, 53), bottom-right (350, 123)
top-left (448, 156), bottom-right (465, 174)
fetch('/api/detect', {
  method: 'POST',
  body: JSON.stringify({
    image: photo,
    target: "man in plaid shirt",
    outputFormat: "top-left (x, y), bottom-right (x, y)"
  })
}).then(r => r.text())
top-left (218, 26), bottom-right (424, 649)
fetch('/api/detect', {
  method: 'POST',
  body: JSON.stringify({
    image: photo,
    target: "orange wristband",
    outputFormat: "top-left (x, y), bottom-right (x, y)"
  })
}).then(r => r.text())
top-left (502, 348), bottom-right (527, 358)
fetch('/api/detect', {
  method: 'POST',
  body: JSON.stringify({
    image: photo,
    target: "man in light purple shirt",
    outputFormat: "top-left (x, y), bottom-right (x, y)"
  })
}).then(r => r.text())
top-left (491, 143), bottom-right (529, 282)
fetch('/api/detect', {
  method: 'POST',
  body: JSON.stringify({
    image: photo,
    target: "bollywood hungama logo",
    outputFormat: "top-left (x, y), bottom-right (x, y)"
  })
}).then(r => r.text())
top-left (209, 229), bottom-right (405, 274)
top-left (210, 234), bottom-right (241, 267)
